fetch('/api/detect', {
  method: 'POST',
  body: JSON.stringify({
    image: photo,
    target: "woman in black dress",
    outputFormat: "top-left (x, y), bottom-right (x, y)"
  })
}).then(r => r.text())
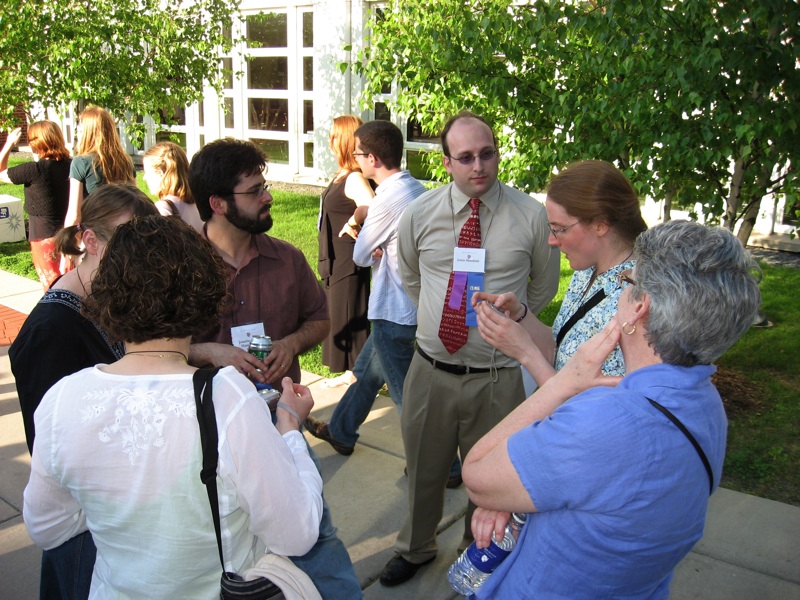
top-left (317, 115), bottom-right (375, 386)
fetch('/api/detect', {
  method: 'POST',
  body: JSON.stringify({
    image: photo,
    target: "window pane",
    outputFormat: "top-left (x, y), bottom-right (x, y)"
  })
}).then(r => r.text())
top-left (304, 100), bottom-right (314, 133)
top-left (407, 118), bottom-right (437, 143)
top-left (250, 138), bottom-right (289, 165)
top-left (224, 98), bottom-right (234, 128)
top-left (248, 57), bottom-right (288, 90)
top-left (198, 101), bottom-right (205, 127)
top-left (375, 102), bottom-right (391, 122)
top-left (302, 12), bottom-right (313, 47)
top-left (247, 13), bottom-right (287, 48)
top-left (304, 142), bottom-right (314, 167)
top-left (303, 57), bottom-right (313, 91)
top-left (407, 150), bottom-right (436, 180)
top-left (156, 131), bottom-right (187, 147)
top-left (158, 105), bottom-right (186, 126)
top-left (248, 99), bottom-right (288, 132)
top-left (221, 57), bottom-right (233, 90)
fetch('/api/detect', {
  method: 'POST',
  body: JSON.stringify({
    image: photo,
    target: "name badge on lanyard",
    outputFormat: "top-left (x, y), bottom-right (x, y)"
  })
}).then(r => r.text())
top-left (449, 247), bottom-right (486, 327)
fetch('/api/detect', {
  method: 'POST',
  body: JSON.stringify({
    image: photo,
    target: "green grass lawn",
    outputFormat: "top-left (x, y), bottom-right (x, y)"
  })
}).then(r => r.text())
top-left (1, 167), bottom-right (797, 505)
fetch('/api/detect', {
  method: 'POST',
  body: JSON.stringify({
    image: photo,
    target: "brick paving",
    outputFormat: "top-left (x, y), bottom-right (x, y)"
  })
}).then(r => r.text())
top-left (0, 304), bottom-right (26, 347)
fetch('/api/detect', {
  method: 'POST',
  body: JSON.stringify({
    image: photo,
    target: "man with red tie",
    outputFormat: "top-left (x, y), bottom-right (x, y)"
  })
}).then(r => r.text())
top-left (380, 111), bottom-right (559, 586)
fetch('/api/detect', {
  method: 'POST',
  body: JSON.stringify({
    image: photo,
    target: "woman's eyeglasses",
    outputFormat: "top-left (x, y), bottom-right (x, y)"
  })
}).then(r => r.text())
top-left (616, 269), bottom-right (636, 287)
top-left (547, 221), bottom-right (581, 238)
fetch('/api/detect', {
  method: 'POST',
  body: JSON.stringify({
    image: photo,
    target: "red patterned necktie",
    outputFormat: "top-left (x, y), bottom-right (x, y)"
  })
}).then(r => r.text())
top-left (438, 198), bottom-right (482, 354)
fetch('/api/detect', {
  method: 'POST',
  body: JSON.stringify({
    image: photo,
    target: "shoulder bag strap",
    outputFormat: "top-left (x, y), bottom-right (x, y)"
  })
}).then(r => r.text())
top-left (193, 367), bottom-right (224, 569)
top-left (646, 397), bottom-right (714, 495)
top-left (164, 198), bottom-right (179, 216)
top-left (555, 289), bottom-right (606, 348)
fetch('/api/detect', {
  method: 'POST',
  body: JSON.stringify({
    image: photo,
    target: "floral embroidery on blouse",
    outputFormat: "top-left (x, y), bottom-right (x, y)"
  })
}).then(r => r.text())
top-left (80, 384), bottom-right (195, 464)
top-left (551, 259), bottom-right (636, 376)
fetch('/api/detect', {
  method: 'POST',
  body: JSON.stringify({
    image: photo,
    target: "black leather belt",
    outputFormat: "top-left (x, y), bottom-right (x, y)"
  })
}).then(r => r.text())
top-left (416, 346), bottom-right (493, 376)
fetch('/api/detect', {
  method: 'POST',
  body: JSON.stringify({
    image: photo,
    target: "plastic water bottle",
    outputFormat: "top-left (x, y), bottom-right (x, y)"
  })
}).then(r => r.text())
top-left (447, 512), bottom-right (527, 595)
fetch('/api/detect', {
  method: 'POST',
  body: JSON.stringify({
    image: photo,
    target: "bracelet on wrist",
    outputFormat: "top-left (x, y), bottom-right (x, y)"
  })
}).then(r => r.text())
top-left (276, 401), bottom-right (302, 429)
top-left (515, 303), bottom-right (528, 323)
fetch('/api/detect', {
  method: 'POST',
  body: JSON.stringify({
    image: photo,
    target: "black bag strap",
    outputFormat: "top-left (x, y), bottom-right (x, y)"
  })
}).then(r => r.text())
top-left (646, 397), bottom-right (714, 495)
top-left (555, 289), bottom-right (606, 348)
top-left (193, 367), bottom-right (225, 569)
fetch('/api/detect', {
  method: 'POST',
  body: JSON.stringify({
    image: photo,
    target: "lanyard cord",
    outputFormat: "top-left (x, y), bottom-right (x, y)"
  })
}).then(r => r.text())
top-left (448, 184), bottom-right (498, 249)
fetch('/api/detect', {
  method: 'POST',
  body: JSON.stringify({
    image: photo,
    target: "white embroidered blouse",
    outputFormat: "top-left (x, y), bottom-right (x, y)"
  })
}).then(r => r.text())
top-left (24, 365), bottom-right (322, 599)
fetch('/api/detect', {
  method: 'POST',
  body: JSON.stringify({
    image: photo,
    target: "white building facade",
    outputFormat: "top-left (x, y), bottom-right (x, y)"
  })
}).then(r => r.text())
top-left (45, 0), bottom-right (437, 186)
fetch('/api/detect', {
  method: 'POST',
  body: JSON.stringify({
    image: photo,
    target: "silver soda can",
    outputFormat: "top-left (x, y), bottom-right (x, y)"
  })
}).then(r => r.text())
top-left (248, 335), bottom-right (279, 409)
top-left (248, 335), bottom-right (273, 361)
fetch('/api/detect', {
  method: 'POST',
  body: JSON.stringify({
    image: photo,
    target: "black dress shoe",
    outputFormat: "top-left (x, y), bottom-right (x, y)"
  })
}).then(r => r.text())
top-left (446, 472), bottom-right (463, 489)
top-left (303, 416), bottom-right (354, 456)
top-left (379, 554), bottom-right (435, 587)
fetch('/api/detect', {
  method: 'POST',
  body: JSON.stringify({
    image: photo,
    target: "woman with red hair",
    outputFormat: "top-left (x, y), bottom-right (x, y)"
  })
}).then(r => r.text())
top-left (317, 115), bottom-right (375, 386)
top-left (0, 121), bottom-right (73, 290)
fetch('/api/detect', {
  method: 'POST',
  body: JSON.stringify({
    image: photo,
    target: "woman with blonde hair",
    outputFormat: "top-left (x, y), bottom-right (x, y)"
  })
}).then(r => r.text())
top-left (65, 105), bottom-right (135, 226)
top-left (317, 114), bottom-right (375, 387)
top-left (143, 141), bottom-right (203, 232)
top-left (0, 121), bottom-right (72, 290)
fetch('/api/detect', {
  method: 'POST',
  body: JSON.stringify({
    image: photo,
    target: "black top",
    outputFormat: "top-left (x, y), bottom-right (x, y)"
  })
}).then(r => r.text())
top-left (7, 158), bottom-right (72, 239)
top-left (9, 288), bottom-right (124, 454)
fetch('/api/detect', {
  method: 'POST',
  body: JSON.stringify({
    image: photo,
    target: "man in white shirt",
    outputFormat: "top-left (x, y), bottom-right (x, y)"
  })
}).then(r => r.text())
top-left (305, 120), bottom-right (427, 455)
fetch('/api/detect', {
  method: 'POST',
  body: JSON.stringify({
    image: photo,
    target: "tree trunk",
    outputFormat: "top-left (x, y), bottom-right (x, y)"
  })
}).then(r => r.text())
top-left (737, 197), bottom-right (761, 246)
top-left (724, 156), bottom-right (745, 230)
top-left (736, 163), bottom-right (773, 246)
top-left (662, 185), bottom-right (673, 223)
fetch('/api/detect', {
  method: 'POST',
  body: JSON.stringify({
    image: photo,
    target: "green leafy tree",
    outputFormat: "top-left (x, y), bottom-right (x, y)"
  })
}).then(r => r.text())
top-left (357, 0), bottom-right (800, 243)
top-left (0, 0), bottom-right (242, 138)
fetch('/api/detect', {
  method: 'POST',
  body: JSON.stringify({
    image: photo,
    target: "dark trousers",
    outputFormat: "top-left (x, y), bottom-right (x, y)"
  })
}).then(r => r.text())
top-left (39, 530), bottom-right (96, 600)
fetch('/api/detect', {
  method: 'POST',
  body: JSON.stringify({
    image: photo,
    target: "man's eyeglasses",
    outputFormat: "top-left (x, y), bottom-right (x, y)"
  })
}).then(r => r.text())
top-left (447, 149), bottom-right (498, 165)
top-left (352, 152), bottom-right (370, 157)
top-left (231, 182), bottom-right (272, 197)
top-left (616, 269), bottom-right (636, 287)
top-left (547, 221), bottom-right (581, 238)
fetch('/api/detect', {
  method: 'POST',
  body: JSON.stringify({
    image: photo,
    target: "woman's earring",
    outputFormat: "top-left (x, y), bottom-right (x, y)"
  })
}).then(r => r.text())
top-left (622, 321), bottom-right (637, 336)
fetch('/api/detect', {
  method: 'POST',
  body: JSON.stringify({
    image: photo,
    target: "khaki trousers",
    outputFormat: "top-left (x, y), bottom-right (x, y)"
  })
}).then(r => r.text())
top-left (395, 352), bottom-right (525, 563)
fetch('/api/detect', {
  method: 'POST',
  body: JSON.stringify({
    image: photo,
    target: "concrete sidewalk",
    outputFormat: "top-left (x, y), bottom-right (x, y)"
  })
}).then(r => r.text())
top-left (1, 269), bottom-right (798, 599)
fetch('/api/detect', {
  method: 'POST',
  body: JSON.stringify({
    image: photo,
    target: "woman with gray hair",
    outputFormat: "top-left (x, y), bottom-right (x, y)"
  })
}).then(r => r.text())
top-left (462, 220), bottom-right (761, 599)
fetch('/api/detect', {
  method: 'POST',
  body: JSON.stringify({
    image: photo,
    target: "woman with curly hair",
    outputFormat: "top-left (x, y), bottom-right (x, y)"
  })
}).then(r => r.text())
top-left (23, 216), bottom-right (323, 599)
top-left (9, 183), bottom-right (157, 599)
top-left (143, 141), bottom-right (203, 232)
top-left (65, 106), bottom-right (135, 226)
top-left (0, 121), bottom-right (73, 290)
top-left (318, 114), bottom-right (375, 387)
